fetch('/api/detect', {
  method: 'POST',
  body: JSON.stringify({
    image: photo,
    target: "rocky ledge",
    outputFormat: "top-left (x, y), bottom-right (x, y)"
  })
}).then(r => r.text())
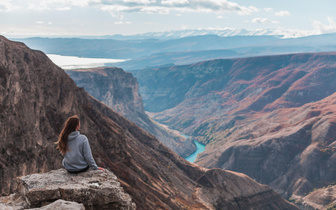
top-left (0, 169), bottom-right (135, 210)
top-left (290, 184), bottom-right (336, 210)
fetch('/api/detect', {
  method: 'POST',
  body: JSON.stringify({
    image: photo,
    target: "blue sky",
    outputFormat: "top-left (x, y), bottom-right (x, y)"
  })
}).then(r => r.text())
top-left (0, 0), bottom-right (335, 37)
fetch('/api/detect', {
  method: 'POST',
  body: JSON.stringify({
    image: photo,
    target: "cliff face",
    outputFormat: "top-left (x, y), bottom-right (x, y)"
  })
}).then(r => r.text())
top-left (0, 36), bottom-right (298, 209)
top-left (132, 52), bottom-right (336, 198)
top-left (66, 68), bottom-right (195, 157)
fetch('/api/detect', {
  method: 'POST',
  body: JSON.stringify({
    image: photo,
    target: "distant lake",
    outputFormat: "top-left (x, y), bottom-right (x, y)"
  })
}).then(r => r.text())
top-left (46, 54), bottom-right (126, 70)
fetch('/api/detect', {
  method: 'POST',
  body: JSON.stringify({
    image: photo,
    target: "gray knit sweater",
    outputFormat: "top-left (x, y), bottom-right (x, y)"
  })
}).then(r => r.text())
top-left (62, 131), bottom-right (98, 171)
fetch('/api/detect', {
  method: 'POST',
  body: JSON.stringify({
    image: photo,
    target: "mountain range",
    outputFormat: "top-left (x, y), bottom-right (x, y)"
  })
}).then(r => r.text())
top-left (13, 33), bottom-right (336, 71)
top-left (43, 28), bottom-right (320, 40)
top-left (131, 52), bottom-right (336, 202)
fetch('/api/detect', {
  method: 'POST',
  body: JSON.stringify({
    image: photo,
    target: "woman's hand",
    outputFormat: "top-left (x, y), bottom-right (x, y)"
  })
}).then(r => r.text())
top-left (98, 167), bottom-right (105, 171)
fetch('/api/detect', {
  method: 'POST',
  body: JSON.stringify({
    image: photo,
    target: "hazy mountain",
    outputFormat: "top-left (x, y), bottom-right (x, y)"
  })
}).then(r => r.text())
top-left (131, 52), bottom-right (336, 199)
top-left (78, 29), bottom-right (318, 40)
top-left (0, 36), bottom-right (299, 209)
top-left (13, 33), bottom-right (336, 72)
top-left (115, 44), bottom-right (336, 71)
top-left (13, 35), bottom-right (280, 60)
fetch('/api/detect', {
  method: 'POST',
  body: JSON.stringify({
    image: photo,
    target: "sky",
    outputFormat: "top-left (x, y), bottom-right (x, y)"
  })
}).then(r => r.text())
top-left (1, 0), bottom-right (336, 37)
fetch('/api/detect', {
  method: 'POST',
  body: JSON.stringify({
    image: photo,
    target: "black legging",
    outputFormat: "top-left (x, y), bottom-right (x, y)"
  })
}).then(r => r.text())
top-left (67, 165), bottom-right (90, 174)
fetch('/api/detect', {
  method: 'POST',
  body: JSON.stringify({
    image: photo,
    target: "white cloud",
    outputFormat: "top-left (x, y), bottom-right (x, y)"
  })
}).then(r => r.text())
top-left (114, 20), bottom-right (132, 24)
top-left (25, 0), bottom-right (100, 11)
top-left (264, 8), bottom-right (274, 13)
top-left (264, 8), bottom-right (290, 17)
top-left (123, 0), bottom-right (155, 3)
top-left (36, 21), bottom-right (44, 24)
top-left (161, 0), bottom-right (189, 5)
top-left (56, 7), bottom-right (71, 10)
top-left (313, 17), bottom-right (336, 34)
top-left (275, 10), bottom-right (290, 17)
top-left (140, 6), bottom-right (169, 14)
top-left (0, 0), bottom-right (13, 12)
top-left (252, 17), bottom-right (279, 24)
top-left (99, 0), bottom-right (260, 16)
top-left (2, 0), bottom-right (260, 16)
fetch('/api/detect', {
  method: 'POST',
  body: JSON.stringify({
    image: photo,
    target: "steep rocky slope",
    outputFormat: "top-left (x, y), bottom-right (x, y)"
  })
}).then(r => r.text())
top-left (0, 36), bottom-right (298, 209)
top-left (132, 52), bottom-right (336, 199)
top-left (66, 68), bottom-right (195, 157)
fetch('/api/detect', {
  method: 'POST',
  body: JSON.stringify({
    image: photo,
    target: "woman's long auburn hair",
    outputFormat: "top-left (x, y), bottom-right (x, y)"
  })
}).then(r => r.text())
top-left (56, 115), bottom-right (80, 154)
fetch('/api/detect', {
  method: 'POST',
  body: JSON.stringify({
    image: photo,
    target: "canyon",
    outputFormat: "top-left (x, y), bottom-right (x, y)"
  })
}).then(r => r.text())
top-left (132, 52), bottom-right (336, 200)
top-left (66, 67), bottom-right (196, 157)
top-left (0, 36), bottom-right (297, 209)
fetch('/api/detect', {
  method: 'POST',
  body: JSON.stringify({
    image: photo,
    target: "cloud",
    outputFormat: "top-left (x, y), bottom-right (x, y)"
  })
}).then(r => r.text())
top-left (313, 17), bottom-right (336, 33)
top-left (99, 0), bottom-right (260, 16)
top-left (122, 0), bottom-right (156, 3)
top-left (114, 20), bottom-right (132, 24)
top-left (251, 17), bottom-right (279, 24)
top-left (3, 0), bottom-right (260, 16)
top-left (264, 8), bottom-right (290, 17)
top-left (275, 10), bottom-right (290, 16)
top-left (161, 0), bottom-right (189, 5)
top-left (56, 7), bottom-right (71, 10)
top-left (0, 0), bottom-right (13, 12)
top-left (264, 8), bottom-right (274, 13)
top-left (36, 21), bottom-right (44, 24)
top-left (25, 0), bottom-right (100, 11)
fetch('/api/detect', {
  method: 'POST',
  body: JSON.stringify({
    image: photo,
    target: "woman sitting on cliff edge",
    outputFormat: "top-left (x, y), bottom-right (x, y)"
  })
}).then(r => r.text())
top-left (56, 115), bottom-right (104, 174)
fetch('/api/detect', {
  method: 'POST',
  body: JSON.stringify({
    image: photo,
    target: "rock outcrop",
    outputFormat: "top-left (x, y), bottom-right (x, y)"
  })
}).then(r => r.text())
top-left (132, 52), bottom-right (336, 199)
top-left (290, 184), bottom-right (336, 210)
top-left (0, 35), bottom-right (298, 209)
top-left (1, 197), bottom-right (85, 210)
top-left (30, 200), bottom-right (85, 210)
top-left (66, 68), bottom-right (195, 157)
top-left (1, 169), bottom-right (135, 209)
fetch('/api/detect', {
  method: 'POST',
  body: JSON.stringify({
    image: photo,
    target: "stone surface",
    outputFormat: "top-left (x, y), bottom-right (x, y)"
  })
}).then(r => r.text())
top-left (67, 68), bottom-right (196, 157)
top-left (30, 199), bottom-right (85, 210)
top-left (17, 169), bottom-right (135, 209)
top-left (0, 36), bottom-right (298, 209)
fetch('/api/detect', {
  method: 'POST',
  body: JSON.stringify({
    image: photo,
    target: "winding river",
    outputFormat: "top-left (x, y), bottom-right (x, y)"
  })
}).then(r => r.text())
top-left (182, 134), bottom-right (206, 162)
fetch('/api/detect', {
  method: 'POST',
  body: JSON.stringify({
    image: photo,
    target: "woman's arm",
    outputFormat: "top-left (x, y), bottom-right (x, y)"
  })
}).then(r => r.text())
top-left (82, 137), bottom-right (99, 170)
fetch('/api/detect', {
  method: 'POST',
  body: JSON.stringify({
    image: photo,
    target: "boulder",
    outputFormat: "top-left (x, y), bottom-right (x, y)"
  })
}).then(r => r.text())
top-left (16, 169), bottom-right (135, 209)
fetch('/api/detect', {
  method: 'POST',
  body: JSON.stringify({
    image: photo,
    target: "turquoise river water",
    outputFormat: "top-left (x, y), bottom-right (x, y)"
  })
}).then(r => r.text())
top-left (185, 140), bottom-right (206, 163)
